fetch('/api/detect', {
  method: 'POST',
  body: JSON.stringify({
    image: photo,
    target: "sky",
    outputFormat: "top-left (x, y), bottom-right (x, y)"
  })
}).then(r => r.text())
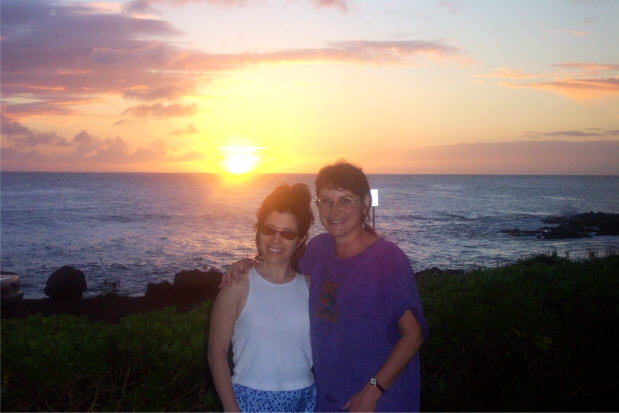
top-left (1, 0), bottom-right (618, 174)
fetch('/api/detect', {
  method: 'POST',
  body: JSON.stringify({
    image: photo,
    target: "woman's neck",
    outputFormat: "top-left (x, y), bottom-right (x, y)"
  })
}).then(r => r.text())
top-left (333, 227), bottom-right (377, 259)
top-left (255, 262), bottom-right (296, 283)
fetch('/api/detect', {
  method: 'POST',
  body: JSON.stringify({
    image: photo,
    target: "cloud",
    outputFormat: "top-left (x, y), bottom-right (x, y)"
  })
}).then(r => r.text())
top-left (170, 123), bottom-right (200, 136)
top-left (130, 0), bottom-right (349, 11)
top-left (165, 151), bottom-right (205, 161)
top-left (122, 103), bottom-right (198, 118)
top-left (541, 130), bottom-right (604, 137)
top-left (480, 62), bottom-right (619, 99)
top-left (477, 68), bottom-right (555, 80)
top-left (310, 0), bottom-right (349, 11)
top-left (1, 118), bottom-right (202, 169)
top-left (368, 141), bottom-right (619, 174)
top-left (583, 16), bottom-right (598, 24)
top-left (525, 128), bottom-right (619, 138)
top-left (503, 76), bottom-right (619, 98)
top-left (126, 0), bottom-right (247, 13)
top-left (123, 85), bottom-right (194, 101)
top-left (554, 29), bottom-right (591, 37)
top-left (1, 0), bottom-right (463, 119)
top-left (1, 115), bottom-right (70, 147)
top-left (553, 62), bottom-right (619, 71)
top-left (1, 0), bottom-right (185, 117)
top-left (168, 40), bottom-right (461, 70)
top-left (437, 0), bottom-right (465, 15)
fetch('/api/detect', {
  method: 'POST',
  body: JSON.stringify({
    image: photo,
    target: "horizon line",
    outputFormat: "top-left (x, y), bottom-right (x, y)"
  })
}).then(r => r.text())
top-left (2, 170), bottom-right (618, 177)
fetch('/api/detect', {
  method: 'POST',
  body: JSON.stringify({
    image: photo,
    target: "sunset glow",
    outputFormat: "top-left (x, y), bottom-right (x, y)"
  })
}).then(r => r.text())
top-left (1, 0), bottom-right (618, 174)
top-left (221, 146), bottom-right (260, 175)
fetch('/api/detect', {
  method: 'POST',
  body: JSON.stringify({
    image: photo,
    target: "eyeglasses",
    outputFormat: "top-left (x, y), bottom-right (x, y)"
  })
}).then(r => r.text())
top-left (259, 225), bottom-right (299, 240)
top-left (315, 195), bottom-right (360, 211)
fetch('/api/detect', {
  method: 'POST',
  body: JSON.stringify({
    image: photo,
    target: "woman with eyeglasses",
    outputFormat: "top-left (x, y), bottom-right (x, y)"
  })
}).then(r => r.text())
top-left (301, 161), bottom-right (427, 412)
top-left (222, 161), bottom-right (427, 412)
top-left (208, 184), bottom-right (316, 412)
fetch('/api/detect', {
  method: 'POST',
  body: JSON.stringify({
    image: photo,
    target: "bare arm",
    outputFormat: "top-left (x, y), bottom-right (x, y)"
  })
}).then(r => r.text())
top-left (342, 310), bottom-right (424, 412)
top-left (207, 279), bottom-right (248, 412)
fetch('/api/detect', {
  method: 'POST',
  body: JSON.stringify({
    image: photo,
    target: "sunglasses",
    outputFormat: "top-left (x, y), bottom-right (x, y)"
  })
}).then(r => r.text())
top-left (259, 225), bottom-right (299, 240)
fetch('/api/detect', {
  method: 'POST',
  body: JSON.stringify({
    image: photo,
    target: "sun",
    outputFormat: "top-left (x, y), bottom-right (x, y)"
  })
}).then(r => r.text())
top-left (220, 145), bottom-right (260, 175)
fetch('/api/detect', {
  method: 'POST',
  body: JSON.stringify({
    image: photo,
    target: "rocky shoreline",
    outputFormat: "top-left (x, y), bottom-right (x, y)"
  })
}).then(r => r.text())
top-left (2, 268), bottom-right (223, 322)
top-left (2, 265), bottom-right (472, 322)
top-left (5, 211), bottom-right (617, 323)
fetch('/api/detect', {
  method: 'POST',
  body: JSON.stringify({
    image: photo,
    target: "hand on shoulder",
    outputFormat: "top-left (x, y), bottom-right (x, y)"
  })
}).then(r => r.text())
top-left (219, 258), bottom-right (254, 288)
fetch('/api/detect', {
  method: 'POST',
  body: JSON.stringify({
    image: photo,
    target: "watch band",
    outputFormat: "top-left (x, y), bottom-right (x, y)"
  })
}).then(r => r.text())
top-left (369, 377), bottom-right (385, 393)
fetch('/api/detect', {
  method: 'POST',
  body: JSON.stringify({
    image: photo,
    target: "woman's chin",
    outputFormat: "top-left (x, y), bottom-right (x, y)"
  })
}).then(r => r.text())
top-left (261, 254), bottom-right (293, 267)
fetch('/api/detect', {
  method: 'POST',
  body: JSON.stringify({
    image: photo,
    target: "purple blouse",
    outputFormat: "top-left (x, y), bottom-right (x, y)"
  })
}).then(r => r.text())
top-left (299, 233), bottom-right (428, 412)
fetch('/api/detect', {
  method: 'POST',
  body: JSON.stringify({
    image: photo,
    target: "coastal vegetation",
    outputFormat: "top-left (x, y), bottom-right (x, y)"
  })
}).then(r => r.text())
top-left (2, 253), bottom-right (618, 411)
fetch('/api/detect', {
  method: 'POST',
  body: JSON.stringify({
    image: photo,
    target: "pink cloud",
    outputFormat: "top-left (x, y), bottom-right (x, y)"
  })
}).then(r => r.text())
top-left (1, 0), bottom-right (462, 119)
top-left (480, 62), bottom-right (619, 99)
top-left (1, 118), bottom-right (201, 170)
top-left (170, 123), bottom-right (200, 136)
top-left (123, 85), bottom-right (193, 101)
top-left (165, 151), bottom-right (205, 161)
top-left (553, 62), bottom-right (619, 71)
top-left (310, 0), bottom-right (349, 11)
top-left (128, 0), bottom-right (348, 11)
top-left (477, 62), bottom-right (619, 99)
top-left (168, 40), bottom-right (461, 70)
top-left (122, 103), bottom-right (197, 118)
top-left (1, 115), bottom-right (70, 147)
top-left (369, 141), bottom-right (619, 174)
top-left (477, 68), bottom-right (556, 80)
top-left (503, 76), bottom-right (619, 98)
top-left (126, 0), bottom-right (247, 13)
top-left (555, 29), bottom-right (592, 37)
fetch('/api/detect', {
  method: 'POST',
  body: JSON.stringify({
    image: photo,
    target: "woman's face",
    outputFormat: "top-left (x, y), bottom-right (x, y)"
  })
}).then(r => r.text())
top-left (317, 187), bottom-right (369, 240)
top-left (257, 210), bottom-right (302, 266)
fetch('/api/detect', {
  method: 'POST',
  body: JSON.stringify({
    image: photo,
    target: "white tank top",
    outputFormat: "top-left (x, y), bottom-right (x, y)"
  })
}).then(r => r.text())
top-left (231, 267), bottom-right (314, 391)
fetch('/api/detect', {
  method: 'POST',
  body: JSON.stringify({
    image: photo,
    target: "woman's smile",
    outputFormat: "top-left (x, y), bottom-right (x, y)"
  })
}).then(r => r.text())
top-left (258, 211), bottom-right (300, 265)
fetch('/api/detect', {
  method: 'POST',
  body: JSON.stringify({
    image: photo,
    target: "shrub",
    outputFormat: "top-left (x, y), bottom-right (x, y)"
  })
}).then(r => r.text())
top-left (1, 302), bottom-right (220, 412)
top-left (3, 256), bottom-right (618, 411)
top-left (418, 255), bottom-right (619, 411)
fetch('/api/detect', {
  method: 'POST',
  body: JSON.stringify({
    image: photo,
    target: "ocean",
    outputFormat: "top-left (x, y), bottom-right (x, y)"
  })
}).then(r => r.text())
top-left (1, 172), bottom-right (618, 299)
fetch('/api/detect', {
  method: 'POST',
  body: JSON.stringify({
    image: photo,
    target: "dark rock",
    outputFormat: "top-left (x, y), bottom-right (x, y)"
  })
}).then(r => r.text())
top-left (44, 266), bottom-right (87, 299)
top-left (500, 228), bottom-right (543, 237)
top-left (542, 212), bottom-right (619, 236)
top-left (416, 267), bottom-right (464, 276)
top-left (3, 267), bottom-right (225, 323)
top-left (145, 280), bottom-right (174, 299)
top-left (502, 212), bottom-right (619, 239)
top-left (173, 269), bottom-right (222, 299)
top-left (539, 223), bottom-right (591, 239)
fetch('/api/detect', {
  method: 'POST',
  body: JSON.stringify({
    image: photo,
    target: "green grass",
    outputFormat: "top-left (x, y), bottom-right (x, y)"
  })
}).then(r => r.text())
top-left (2, 255), bottom-right (618, 411)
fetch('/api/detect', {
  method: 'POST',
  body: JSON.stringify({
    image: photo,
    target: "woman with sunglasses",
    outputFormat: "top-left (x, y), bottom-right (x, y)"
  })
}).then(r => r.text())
top-left (208, 184), bottom-right (316, 412)
top-left (222, 161), bottom-right (428, 412)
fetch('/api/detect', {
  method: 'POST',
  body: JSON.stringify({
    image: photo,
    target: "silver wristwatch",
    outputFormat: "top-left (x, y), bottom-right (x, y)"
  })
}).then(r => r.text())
top-left (368, 377), bottom-right (385, 393)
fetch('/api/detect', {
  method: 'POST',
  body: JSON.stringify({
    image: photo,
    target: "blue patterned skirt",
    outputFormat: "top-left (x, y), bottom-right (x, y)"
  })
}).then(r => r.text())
top-left (233, 383), bottom-right (316, 412)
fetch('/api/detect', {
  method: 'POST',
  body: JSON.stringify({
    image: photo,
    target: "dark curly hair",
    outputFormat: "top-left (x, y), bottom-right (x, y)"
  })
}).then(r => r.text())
top-left (255, 183), bottom-right (314, 271)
